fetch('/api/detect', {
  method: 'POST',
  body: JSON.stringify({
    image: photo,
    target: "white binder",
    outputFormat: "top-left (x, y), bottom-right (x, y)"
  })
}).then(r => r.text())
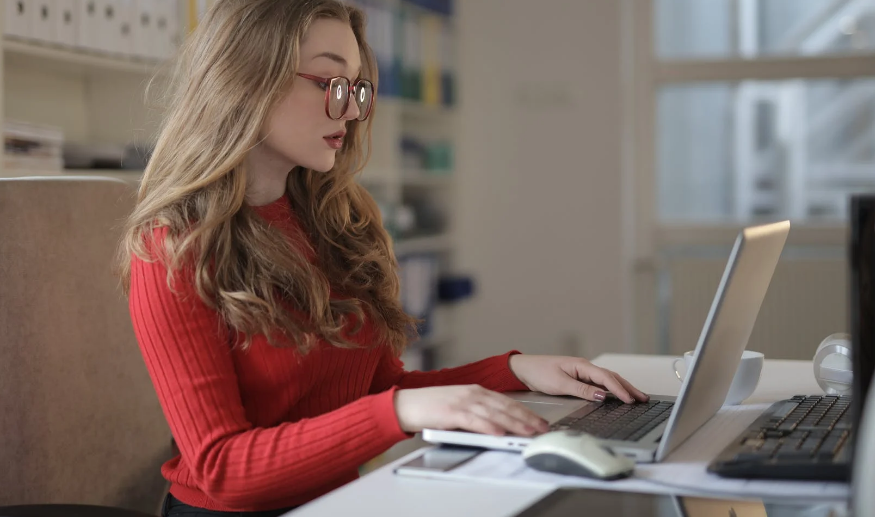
top-left (4, 0), bottom-right (32, 39)
top-left (95, 0), bottom-right (119, 54)
top-left (75, 0), bottom-right (101, 51)
top-left (54, 0), bottom-right (77, 47)
top-left (29, 0), bottom-right (55, 44)
top-left (114, 0), bottom-right (136, 57)
top-left (153, 0), bottom-right (179, 60)
top-left (132, 0), bottom-right (154, 60)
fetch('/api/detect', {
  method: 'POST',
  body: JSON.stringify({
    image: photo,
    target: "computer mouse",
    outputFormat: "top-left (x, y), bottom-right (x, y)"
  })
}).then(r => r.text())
top-left (522, 430), bottom-right (635, 480)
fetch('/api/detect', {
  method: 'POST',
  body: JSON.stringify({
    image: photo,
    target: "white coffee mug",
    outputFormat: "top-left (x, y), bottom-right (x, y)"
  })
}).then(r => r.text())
top-left (671, 350), bottom-right (765, 405)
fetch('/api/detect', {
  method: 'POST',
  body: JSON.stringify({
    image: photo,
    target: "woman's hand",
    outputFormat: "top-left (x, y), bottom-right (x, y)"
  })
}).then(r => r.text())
top-left (508, 355), bottom-right (649, 404)
top-left (393, 385), bottom-right (550, 436)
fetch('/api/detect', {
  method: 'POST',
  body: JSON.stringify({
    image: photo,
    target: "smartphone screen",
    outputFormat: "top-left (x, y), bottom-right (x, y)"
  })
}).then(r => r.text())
top-left (394, 447), bottom-right (482, 475)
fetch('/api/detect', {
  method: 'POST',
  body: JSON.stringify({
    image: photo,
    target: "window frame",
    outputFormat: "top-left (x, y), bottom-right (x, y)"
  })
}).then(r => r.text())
top-left (626, 0), bottom-right (875, 257)
top-left (623, 0), bottom-right (874, 353)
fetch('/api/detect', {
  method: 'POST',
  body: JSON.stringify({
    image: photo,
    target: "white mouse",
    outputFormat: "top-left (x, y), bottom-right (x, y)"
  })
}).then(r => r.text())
top-left (522, 430), bottom-right (635, 480)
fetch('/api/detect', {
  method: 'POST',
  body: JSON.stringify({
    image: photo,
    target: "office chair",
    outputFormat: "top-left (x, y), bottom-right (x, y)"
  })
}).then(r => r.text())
top-left (0, 177), bottom-right (170, 516)
top-left (0, 505), bottom-right (158, 517)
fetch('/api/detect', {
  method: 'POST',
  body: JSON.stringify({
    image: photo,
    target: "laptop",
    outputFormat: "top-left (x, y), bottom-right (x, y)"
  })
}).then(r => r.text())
top-left (707, 194), bottom-right (875, 481)
top-left (423, 220), bottom-right (791, 464)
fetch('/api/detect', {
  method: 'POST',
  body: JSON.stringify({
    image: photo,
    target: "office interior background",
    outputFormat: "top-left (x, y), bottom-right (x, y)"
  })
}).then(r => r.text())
top-left (2, 0), bottom-right (873, 413)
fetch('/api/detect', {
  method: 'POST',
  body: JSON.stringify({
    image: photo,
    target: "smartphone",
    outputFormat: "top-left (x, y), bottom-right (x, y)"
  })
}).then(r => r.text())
top-left (393, 446), bottom-right (482, 475)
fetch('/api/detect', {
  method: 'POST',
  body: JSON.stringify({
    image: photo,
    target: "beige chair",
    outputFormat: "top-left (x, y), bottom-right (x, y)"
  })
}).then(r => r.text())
top-left (0, 177), bottom-right (170, 516)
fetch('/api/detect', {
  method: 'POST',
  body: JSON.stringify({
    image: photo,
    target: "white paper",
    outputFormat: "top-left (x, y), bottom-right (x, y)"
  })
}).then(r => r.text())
top-left (399, 403), bottom-right (849, 501)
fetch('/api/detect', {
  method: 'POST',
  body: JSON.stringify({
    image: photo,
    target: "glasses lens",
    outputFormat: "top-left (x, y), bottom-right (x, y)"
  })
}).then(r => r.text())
top-left (354, 80), bottom-right (374, 121)
top-left (327, 77), bottom-right (350, 119)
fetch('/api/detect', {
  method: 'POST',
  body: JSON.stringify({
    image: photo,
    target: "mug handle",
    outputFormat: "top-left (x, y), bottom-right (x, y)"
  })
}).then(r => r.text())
top-left (672, 358), bottom-right (685, 382)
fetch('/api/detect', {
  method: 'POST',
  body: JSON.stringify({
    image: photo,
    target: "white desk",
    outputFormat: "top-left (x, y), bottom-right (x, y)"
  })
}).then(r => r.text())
top-left (290, 353), bottom-right (826, 517)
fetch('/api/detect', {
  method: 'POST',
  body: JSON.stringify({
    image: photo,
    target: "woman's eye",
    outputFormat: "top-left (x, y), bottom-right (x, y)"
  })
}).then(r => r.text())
top-left (316, 81), bottom-right (329, 91)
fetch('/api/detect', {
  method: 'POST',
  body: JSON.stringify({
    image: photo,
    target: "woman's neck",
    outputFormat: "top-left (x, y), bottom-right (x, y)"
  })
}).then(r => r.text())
top-left (244, 146), bottom-right (296, 206)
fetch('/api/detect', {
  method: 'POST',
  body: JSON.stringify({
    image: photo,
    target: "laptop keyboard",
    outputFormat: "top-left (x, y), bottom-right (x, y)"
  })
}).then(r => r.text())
top-left (708, 395), bottom-right (852, 481)
top-left (550, 399), bottom-right (675, 441)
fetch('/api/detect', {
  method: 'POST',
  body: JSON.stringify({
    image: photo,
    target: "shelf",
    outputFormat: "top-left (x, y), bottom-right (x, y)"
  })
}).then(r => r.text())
top-left (0, 169), bottom-right (143, 184)
top-left (358, 168), bottom-right (454, 188)
top-left (356, 168), bottom-right (395, 186)
top-left (407, 334), bottom-right (451, 351)
top-left (378, 97), bottom-right (456, 118)
top-left (809, 164), bottom-right (875, 186)
top-left (401, 171), bottom-right (454, 187)
top-left (3, 38), bottom-right (162, 75)
top-left (394, 233), bottom-right (453, 255)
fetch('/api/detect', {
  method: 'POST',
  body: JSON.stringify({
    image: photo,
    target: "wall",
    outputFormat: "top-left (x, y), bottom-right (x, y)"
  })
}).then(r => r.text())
top-left (451, 0), bottom-right (630, 364)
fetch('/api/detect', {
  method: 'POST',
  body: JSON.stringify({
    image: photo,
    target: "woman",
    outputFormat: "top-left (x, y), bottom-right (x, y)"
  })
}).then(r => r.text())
top-left (119, 1), bottom-right (648, 515)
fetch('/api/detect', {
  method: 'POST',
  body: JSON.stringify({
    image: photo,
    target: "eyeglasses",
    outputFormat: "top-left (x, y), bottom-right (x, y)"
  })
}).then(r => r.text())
top-left (297, 73), bottom-right (375, 121)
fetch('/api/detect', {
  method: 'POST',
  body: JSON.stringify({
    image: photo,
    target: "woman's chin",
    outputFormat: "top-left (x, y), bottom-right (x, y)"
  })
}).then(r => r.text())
top-left (304, 154), bottom-right (337, 173)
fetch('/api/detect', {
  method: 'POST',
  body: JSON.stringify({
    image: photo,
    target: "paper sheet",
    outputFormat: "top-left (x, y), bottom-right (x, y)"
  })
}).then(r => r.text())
top-left (398, 403), bottom-right (849, 501)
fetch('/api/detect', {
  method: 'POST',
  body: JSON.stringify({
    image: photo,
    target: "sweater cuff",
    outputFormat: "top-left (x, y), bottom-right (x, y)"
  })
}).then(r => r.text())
top-left (370, 386), bottom-right (415, 440)
top-left (493, 350), bottom-right (530, 392)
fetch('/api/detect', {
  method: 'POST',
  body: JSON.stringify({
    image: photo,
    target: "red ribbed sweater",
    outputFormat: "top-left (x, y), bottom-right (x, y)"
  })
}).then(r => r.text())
top-left (128, 195), bottom-right (528, 512)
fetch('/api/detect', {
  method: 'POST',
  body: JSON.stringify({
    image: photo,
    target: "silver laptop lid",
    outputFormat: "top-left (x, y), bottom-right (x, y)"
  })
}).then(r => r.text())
top-left (654, 220), bottom-right (790, 462)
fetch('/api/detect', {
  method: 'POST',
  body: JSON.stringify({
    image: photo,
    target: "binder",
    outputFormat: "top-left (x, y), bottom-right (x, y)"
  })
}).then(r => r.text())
top-left (75, 0), bottom-right (101, 51)
top-left (420, 12), bottom-right (441, 105)
top-left (4, 0), bottom-right (32, 39)
top-left (115, 0), bottom-right (136, 57)
top-left (54, 0), bottom-right (77, 48)
top-left (29, 0), bottom-right (54, 43)
top-left (440, 16), bottom-right (454, 106)
top-left (132, 0), bottom-right (155, 60)
top-left (154, 0), bottom-right (180, 59)
top-left (95, 0), bottom-right (120, 55)
top-left (367, 0), bottom-right (398, 98)
top-left (186, 0), bottom-right (212, 33)
top-left (399, 254), bottom-right (439, 336)
top-left (401, 3), bottom-right (422, 101)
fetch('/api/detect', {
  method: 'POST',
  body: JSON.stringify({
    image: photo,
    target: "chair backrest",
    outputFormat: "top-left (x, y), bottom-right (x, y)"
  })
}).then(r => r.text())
top-left (0, 177), bottom-right (169, 513)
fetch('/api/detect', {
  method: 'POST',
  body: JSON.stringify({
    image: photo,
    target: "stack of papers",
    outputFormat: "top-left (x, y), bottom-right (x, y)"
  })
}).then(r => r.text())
top-left (398, 403), bottom-right (849, 501)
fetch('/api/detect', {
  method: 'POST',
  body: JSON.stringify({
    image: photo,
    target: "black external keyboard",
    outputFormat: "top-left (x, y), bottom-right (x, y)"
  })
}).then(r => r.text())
top-left (550, 399), bottom-right (675, 441)
top-left (708, 395), bottom-right (852, 481)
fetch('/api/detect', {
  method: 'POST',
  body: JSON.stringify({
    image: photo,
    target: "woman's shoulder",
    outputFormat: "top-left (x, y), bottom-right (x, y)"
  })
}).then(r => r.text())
top-left (130, 223), bottom-right (197, 279)
top-left (131, 223), bottom-right (173, 263)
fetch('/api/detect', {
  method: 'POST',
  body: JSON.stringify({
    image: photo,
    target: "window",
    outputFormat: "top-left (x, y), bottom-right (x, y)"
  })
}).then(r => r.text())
top-left (658, 0), bottom-right (875, 59)
top-left (651, 0), bottom-right (875, 223)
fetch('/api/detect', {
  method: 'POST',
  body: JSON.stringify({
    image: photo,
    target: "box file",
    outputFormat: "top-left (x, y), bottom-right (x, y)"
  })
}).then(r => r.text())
top-left (29, 0), bottom-right (55, 43)
top-left (54, 0), bottom-right (77, 48)
top-left (4, 0), bottom-right (32, 39)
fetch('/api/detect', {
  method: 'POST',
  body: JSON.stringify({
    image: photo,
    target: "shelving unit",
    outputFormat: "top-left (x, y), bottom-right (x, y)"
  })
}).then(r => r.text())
top-left (1, 0), bottom-right (460, 371)
top-left (4, 39), bottom-right (161, 75)
top-left (0, 167), bottom-right (144, 184)
top-left (394, 233), bottom-right (454, 255)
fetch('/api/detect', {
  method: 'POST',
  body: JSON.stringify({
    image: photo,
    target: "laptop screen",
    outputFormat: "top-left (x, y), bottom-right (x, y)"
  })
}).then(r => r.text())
top-left (851, 195), bottom-right (875, 439)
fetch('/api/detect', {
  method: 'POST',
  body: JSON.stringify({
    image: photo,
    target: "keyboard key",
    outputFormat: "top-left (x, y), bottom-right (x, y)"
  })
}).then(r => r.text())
top-left (771, 401), bottom-right (800, 418)
top-left (799, 439), bottom-right (821, 453)
top-left (732, 451), bottom-right (769, 462)
top-left (762, 439), bottom-right (782, 455)
top-left (776, 449), bottom-right (813, 461)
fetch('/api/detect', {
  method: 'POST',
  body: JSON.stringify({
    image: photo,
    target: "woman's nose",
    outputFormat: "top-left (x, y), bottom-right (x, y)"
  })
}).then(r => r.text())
top-left (342, 94), bottom-right (361, 121)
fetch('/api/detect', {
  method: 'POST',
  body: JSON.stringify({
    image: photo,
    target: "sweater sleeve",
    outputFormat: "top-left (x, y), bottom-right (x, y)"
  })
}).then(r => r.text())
top-left (129, 242), bottom-right (408, 510)
top-left (369, 347), bottom-right (530, 394)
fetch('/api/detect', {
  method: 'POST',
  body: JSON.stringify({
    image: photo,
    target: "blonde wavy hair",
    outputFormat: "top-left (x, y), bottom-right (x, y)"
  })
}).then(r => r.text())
top-left (118, 0), bottom-right (416, 354)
